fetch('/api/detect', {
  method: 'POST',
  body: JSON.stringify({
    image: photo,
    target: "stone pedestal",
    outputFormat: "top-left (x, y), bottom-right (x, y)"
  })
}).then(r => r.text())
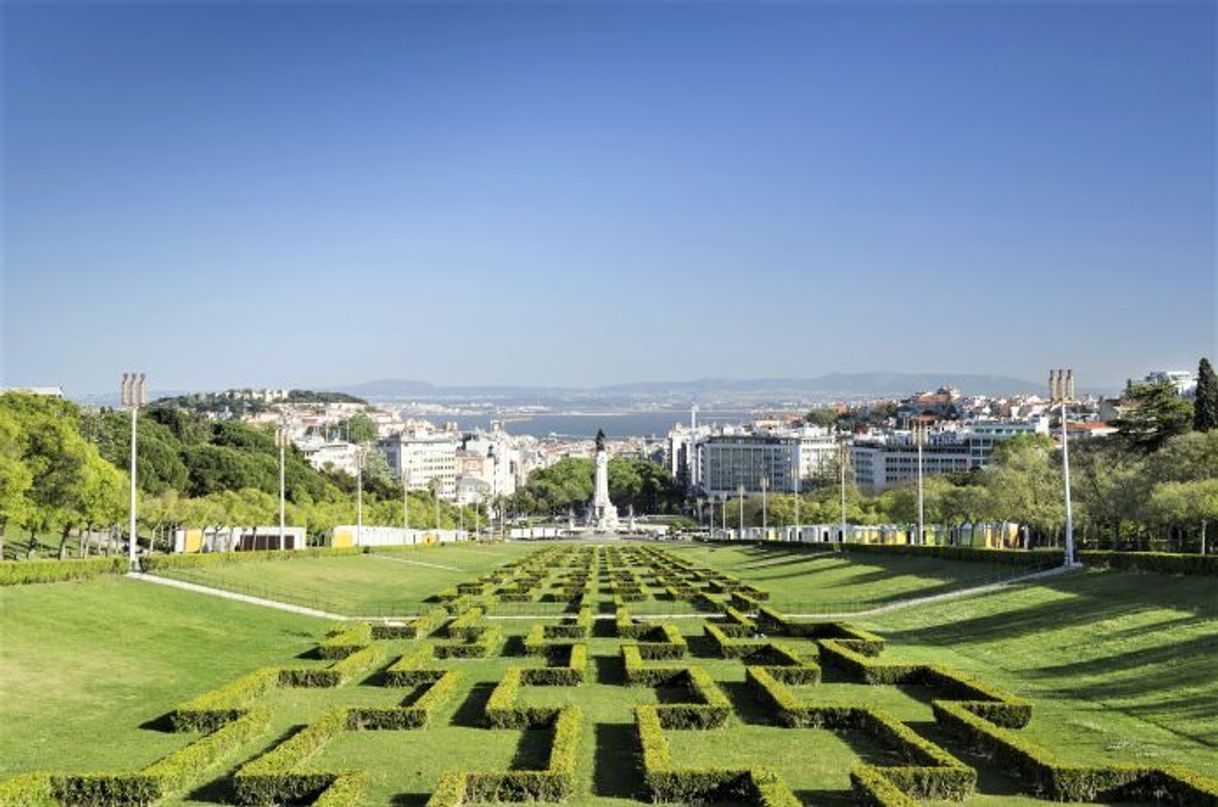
top-left (590, 445), bottom-right (619, 530)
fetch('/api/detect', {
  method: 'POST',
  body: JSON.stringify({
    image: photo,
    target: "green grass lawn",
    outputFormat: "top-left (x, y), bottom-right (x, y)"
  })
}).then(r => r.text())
top-left (150, 543), bottom-right (539, 616)
top-left (663, 542), bottom-right (1037, 611)
top-left (859, 567), bottom-right (1218, 778)
top-left (3, 541), bottom-right (1215, 806)
top-left (0, 576), bottom-right (328, 777)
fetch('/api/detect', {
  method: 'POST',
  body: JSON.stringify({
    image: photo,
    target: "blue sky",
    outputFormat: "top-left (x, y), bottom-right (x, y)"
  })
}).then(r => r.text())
top-left (2, 2), bottom-right (1214, 395)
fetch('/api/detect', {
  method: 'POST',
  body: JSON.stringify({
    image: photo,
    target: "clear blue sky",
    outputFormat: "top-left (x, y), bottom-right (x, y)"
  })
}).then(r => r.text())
top-left (2, 2), bottom-right (1214, 396)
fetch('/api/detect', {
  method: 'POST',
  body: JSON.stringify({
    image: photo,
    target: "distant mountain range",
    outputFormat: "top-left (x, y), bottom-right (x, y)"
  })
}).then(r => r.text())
top-left (333, 372), bottom-right (1047, 404)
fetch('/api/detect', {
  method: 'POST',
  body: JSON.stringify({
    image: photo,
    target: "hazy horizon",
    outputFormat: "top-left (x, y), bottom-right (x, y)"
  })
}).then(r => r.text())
top-left (3, 3), bottom-right (1214, 394)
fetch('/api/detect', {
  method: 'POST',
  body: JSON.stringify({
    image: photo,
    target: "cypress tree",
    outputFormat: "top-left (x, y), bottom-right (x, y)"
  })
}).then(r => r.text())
top-left (1195, 357), bottom-right (1218, 432)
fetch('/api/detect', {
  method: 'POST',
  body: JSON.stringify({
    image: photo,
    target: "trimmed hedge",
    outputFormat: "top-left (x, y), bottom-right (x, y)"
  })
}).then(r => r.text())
top-left (371, 606), bottom-right (448, 640)
top-left (317, 623), bottom-right (372, 659)
top-left (743, 669), bottom-right (974, 800)
top-left (850, 764), bottom-right (918, 807)
top-left (816, 641), bottom-right (1030, 727)
top-left (616, 607), bottom-right (652, 640)
top-left (233, 708), bottom-right (350, 805)
top-left (427, 708), bottom-right (581, 805)
top-left (933, 700), bottom-right (1218, 803)
top-left (279, 643), bottom-right (384, 688)
top-left (1080, 550), bottom-right (1218, 576)
top-left (635, 705), bottom-right (800, 805)
top-left (169, 667), bottom-right (279, 732)
top-left (312, 773), bottom-right (367, 807)
top-left (0, 773), bottom-right (55, 807)
top-left (383, 643), bottom-right (436, 687)
top-left (543, 608), bottom-right (593, 639)
top-left (840, 543), bottom-right (1064, 566)
top-left (347, 670), bottom-right (461, 730)
top-left (0, 557), bottom-right (127, 587)
top-left (486, 646), bottom-right (587, 728)
top-left (434, 626), bottom-right (501, 659)
top-left (142, 547), bottom-right (363, 573)
top-left (445, 607), bottom-right (484, 641)
top-left (635, 623), bottom-right (687, 660)
top-left (53, 708), bottom-right (270, 806)
top-left (756, 608), bottom-right (886, 651)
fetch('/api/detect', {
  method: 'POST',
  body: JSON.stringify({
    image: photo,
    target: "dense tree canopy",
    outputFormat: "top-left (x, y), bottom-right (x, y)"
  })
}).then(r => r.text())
top-left (1113, 381), bottom-right (1193, 452)
top-left (514, 456), bottom-right (682, 516)
top-left (1194, 358), bottom-right (1218, 433)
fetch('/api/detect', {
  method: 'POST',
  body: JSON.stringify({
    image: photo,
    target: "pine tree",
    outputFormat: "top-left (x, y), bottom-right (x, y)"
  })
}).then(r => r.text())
top-left (1194, 357), bottom-right (1218, 432)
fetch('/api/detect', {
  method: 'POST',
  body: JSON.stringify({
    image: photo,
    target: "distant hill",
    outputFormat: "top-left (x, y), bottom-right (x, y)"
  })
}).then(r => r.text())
top-left (334, 372), bottom-right (1043, 403)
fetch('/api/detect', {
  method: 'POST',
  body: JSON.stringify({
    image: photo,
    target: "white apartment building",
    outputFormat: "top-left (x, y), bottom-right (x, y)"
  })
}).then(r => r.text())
top-left (379, 433), bottom-right (460, 500)
top-left (959, 417), bottom-right (1049, 466)
top-left (698, 435), bottom-right (795, 497)
top-left (850, 439), bottom-right (974, 493)
top-left (1144, 370), bottom-right (1198, 397)
top-left (794, 430), bottom-right (838, 484)
top-left (849, 417), bottom-right (1047, 492)
top-left (298, 439), bottom-right (363, 476)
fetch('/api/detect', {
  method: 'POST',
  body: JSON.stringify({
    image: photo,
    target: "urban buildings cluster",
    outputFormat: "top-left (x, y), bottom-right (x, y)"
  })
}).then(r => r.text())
top-left (665, 369), bottom-right (1197, 499)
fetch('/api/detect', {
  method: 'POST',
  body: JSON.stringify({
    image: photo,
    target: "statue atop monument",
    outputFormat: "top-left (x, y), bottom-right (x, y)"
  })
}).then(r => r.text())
top-left (588, 427), bottom-right (619, 531)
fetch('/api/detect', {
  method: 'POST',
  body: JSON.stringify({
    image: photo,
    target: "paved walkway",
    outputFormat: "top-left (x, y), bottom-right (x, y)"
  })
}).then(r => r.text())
top-left (363, 553), bottom-right (462, 571)
top-left (128, 562), bottom-right (1080, 625)
top-left (126, 572), bottom-right (349, 620)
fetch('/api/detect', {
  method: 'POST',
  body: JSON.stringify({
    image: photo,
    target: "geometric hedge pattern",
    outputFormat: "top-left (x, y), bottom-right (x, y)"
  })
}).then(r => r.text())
top-left (2, 544), bottom-right (1216, 806)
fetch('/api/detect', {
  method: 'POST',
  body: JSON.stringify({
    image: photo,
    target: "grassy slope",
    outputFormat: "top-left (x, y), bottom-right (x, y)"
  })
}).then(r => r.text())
top-left (4, 543), bottom-right (1215, 806)
top-left (860, 567), bottom-right (1218, 777)
top-left (151, 543), bottom-right (537, 616)
top-left (0, 577), bottom-right (328, 777)
top-left (664, 542), bottom-right (1027, 610)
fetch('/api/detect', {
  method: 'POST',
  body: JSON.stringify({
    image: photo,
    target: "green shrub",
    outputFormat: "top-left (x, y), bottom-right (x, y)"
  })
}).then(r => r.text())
top-left (280, 643), bottom-right (384, 688)
top-left (142, 709), bottom-right (270, 797)
top-left (51, 709), bottom-right (270, 806)
top-left (636, 623), bottom-right (687, 659)
top-left (0, 557), bottom-right (127, 587)
top-left (313, 773), bottom-right (367, 807)
top-left (169, 667), bottom-right (279, 732)
top-left (347, 670), bottom-right (461, 730)
top-left (383, 643), bottom-right (435, 687)
top-left (434, 626), bottom-right (501, 659)
top-left (1080, 550), bottom-right (1218, 576)
top-left (434, 708), bottom-right (581, 803)
top-left (635, 705), bottom-right (800, 805)
top-left (0, 773), bottom-right (54, 807)
top-left (616, 607), bottom-right (651, 639)
top-left (932, 700), bottom-right (1218, 803)
top-left (142, 547), bottom-right (362, 573)
top-left (850, 764), bottom-right (918, 807)
top-left (446, 607), bottom-right (484, 641)
top-left (317, 623), bottom-right (372, 659)
top-left (233, 708), bottom-right (349, 805)
top-left (841, 543), bottom-right (1064, 566)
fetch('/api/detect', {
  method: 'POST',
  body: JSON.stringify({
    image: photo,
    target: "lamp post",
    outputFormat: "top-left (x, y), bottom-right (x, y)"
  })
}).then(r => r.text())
top-left (432, 478), bottom-right (441, 532)
top-left (275, 419), bottom-right (289, 550)
top-left (1049, 369), bottom-right (1077, 566)
top-left (760, 476), bottom-right (769, 537)
top-left (119, 372), bottom-right (146, 570)
top-left (793, 470), bottom-right (800, 544)
top-left (912, 419), bottom-right (928, 546)
top-left (355, 446), bottom-right (365, 547)
top-left (837, 433), bottom-right (849, 542)
top-left (402, 452), bottom-right (410, 534)
top-left (737, 484), bottom-right (745, 539)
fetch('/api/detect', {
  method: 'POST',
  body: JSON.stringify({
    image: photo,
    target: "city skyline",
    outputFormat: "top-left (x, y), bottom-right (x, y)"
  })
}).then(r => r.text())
top-left (3, 3), bottom-right (1214, 393)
